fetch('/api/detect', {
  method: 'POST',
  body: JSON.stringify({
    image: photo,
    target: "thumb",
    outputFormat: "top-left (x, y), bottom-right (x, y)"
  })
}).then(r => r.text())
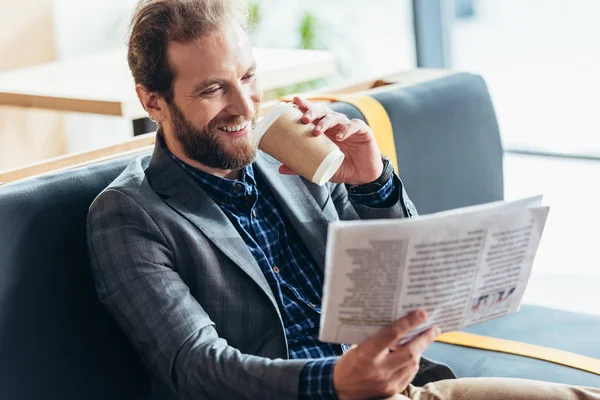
top-left (278, 164), bottom-right (298, 175)
top-left (364, 310), bottom-right (427, 358)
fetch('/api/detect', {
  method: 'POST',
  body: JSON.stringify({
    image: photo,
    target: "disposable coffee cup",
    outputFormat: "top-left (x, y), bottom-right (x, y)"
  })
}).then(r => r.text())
top-left (253, 102), bottom-right (345, 186)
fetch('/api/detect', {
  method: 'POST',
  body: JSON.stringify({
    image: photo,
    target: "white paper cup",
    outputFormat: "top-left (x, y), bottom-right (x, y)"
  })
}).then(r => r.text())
top-left (253, 102), bottom-right (345, 186)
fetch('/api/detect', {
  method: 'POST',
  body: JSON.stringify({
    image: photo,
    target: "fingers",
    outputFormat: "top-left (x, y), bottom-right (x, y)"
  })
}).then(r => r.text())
top-left (293, 96), bottom-right (331, 124)
top-left (292, 96), bottom-right (313, 112)
top-left (364, 310), bottom-right (428, 357)
top-left (378, 326), bottom-right (440, 395)
top-left (334, 315), bottom-right (436, 400)
top-left (278, 164), bottom-right (298, 175)
top-left (303, 106), bottom-right (332, 125)
top-left (292, 96), bottom-right (371, 142)
top-left (384, 326), bottom-right (440, 371)
top-left (335, 118), bottom-right (370, 141)
top-left (312, 112), bottom-right (349, 136)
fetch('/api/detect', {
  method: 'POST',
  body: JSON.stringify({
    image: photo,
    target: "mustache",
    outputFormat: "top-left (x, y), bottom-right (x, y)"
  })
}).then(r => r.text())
top-left (210, 116), bottom-right (249, 128)
top-left (208, 102), bottom-right (260, 130)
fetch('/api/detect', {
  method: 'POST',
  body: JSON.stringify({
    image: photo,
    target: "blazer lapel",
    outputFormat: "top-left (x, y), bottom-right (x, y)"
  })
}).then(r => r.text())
top-left (254, 152), bottom-right (334, 270)
top-left (145, 143), bottom-right (280, 316)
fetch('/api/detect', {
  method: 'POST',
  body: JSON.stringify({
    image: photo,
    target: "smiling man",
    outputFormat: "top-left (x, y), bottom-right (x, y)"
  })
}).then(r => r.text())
top-left (86, 1), bottom-right (600, 399)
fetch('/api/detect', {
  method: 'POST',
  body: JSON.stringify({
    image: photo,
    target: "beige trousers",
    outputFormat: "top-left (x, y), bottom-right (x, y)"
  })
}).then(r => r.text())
top-left (398, 378), bottom-right (600, 400)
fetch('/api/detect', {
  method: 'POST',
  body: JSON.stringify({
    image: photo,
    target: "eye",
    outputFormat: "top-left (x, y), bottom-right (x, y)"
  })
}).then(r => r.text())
top-left (243, 72), bottom-right (256, 81)
top-left (203, 87), bottom-right (221, 95)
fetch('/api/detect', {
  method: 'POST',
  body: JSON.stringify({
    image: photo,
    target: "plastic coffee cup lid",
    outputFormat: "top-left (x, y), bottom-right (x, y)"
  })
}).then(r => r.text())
top-left (252, 102), bottom-right (295, 148)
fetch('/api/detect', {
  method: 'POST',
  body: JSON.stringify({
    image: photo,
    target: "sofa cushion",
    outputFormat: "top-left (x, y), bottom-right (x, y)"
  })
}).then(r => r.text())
top-left (424, 305), bottom-right (600, 387)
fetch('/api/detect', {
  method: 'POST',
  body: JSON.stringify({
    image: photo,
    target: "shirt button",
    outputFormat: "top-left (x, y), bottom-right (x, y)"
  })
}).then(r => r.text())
top-left (233, 183), bottom-right (242, 192)
top-left (273, 266), bottom-right (280, 274)
top-left (252, 209), bottom-right (257, 217)
top-left (309, 302), bottom-right (317, 308)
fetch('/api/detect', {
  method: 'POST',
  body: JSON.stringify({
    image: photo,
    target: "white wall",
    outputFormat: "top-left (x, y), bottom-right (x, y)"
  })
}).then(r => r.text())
top-left (251, 0), bottom-right (417, 82)
top-left (49, 0), bottom-right (417, 153)
top-left (52, 0), bottom-right (137, 59)
top-left (452, 0), bottom-right (600, 155)
top-left (0, 0), bottom-right (65, 171)
top-left (52, 0), bottom-right (138, 153)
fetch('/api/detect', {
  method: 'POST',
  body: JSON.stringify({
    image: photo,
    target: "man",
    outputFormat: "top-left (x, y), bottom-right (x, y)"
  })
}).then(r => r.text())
top-left (86, 0), bottom-right (600, 399)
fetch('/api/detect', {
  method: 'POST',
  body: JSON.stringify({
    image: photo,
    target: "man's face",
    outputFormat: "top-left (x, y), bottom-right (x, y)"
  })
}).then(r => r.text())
top-left (164, 21), bottom-right (263, 170)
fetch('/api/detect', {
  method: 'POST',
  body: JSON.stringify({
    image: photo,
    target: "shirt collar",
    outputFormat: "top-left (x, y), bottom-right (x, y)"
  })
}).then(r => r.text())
top-left (162, 140), bottom-right (256, 204)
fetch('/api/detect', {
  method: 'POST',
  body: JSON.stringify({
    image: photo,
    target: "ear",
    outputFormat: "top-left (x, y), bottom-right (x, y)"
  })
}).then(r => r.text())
top-left (135, 84), bottom-right (168, 123)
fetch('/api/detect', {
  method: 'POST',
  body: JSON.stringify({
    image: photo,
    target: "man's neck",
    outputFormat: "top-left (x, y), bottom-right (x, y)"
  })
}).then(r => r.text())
top-left (163, 134), bottom-right (242, 180)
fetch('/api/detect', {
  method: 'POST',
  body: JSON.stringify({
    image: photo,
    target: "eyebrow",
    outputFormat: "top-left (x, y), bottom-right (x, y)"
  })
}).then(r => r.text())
top-left (191, 62), bottom-right (257, 95)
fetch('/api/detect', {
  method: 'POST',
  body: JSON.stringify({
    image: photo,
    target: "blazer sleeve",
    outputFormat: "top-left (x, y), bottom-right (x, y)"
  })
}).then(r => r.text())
top-left (329, 174), bottom-right (419, 220)
top-left (86, 189), bottom-right (307, 400)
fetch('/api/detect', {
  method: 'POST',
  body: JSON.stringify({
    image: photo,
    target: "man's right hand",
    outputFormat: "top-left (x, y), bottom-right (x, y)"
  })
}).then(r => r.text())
top-left (333, 310), bottom-right (440, 400)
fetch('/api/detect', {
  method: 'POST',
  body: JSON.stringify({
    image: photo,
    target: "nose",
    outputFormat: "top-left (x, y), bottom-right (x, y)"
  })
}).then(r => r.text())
top-left (227, 84), bottom-right (258, 118)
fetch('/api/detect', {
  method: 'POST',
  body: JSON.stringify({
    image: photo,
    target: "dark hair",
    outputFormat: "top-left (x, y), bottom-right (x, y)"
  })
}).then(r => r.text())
top-left (127, 0), bottom-right (247, 104)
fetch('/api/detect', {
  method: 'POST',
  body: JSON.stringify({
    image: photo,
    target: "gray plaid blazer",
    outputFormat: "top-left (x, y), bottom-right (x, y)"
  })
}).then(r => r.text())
top-left (86, 142), bottom-right (454, 400)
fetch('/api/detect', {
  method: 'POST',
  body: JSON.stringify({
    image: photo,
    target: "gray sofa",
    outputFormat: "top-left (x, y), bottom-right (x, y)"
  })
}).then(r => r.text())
top-left (0, 72), bottom-right (597, 399)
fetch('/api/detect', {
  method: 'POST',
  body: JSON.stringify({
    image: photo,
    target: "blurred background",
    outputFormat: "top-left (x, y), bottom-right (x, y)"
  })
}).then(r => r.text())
top-left (1, 0), bottom-right (598, 313)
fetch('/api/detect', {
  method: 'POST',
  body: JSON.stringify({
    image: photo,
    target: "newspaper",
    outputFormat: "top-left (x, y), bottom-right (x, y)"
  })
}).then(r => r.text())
top-left (319, 195), bottom-right (549, 345)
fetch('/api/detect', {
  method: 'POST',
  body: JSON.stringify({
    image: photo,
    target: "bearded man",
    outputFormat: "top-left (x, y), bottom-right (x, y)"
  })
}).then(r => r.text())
top-left (87, 1), bottom-right (600, 399)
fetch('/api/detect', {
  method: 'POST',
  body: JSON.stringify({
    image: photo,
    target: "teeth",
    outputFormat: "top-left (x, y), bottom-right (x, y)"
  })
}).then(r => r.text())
top-left (218, 121), bottom-right (248, 132)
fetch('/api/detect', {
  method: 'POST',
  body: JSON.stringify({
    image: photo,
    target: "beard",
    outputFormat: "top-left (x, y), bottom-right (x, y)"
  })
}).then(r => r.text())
top-left (169, 101), bottom-right (260, 170)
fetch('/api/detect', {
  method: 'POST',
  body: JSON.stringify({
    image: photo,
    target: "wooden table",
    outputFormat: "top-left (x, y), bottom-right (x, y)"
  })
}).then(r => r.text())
top-left (0, 69), bottom-right (455, 184)
top-left (0, 47), bottom-right (337, 135)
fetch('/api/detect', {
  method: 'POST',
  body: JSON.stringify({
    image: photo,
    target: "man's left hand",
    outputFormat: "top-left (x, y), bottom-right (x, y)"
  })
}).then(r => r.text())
top-left (277, 96), bottom-right (384, 186)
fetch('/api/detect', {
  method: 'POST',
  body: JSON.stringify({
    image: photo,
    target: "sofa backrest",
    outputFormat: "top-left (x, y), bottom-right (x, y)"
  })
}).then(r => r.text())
top-left (333, 72), bottom-right (503, 214)
top-left (0, 72), bottom-right (502, 399)
top-left (0, 157), bottom-right (150, 400)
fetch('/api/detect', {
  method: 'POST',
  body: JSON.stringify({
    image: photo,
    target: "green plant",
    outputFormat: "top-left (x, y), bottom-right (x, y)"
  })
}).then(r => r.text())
top-left (276, 10), bottom-right (329, 97)
top-left (247, 1), bottom-right (261, 33)
top-left (299, 11), bottom-right (317, 50)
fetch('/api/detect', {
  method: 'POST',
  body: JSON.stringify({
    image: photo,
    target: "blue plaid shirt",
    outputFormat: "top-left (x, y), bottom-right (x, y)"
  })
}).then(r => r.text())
top-left (167, 150), bottom-right (398, 399)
